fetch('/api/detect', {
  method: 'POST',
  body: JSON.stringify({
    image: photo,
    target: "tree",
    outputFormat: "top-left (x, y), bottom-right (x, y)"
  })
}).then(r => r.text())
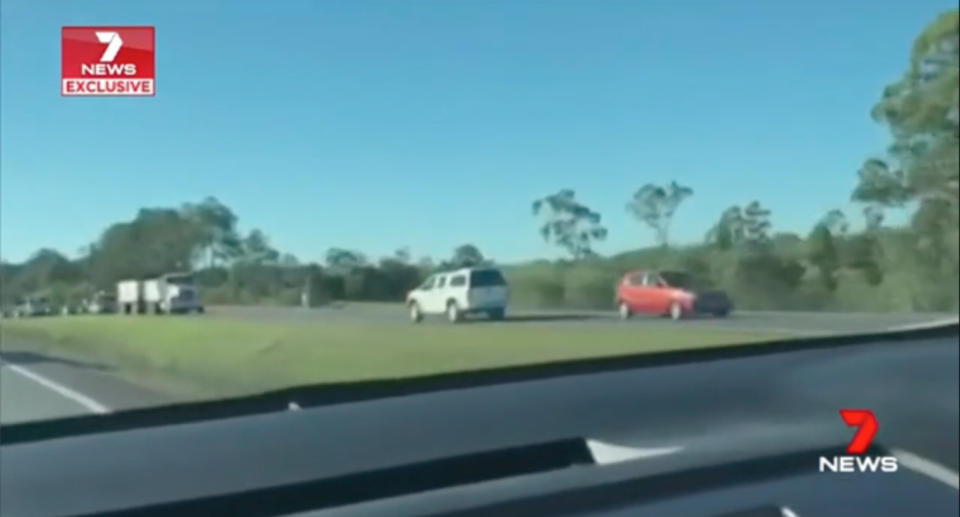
top-left (279, 253), bottom-right (299, 266)
top-left (863, 204), bottom-right (885, 231)
top-left (705, 201), bottom-right (770, 250)
top-left (240, 229), bottom-right (279, 265)
top-left (450, 244), bottom-right (485, 268)
top-left (416, 256), bottom-right (435, 271)
top-left (181, 197), bottom-right (242, 267)
top-left (625, 181), bottom-right (693, 246)
top-left (853, 9), bottom-right (959, 278)
top-left (393, 247), bottom-right (411, 264)
top-left (377, 254), bottom-right (423, 299)
top-left (742, 201), bottom-right (773, 246)
top-left (808, 210), bottom-right (849, 290)
top-left (1, 249), bottom-right (83, 301)
top-left (87, 208), bottom-right (205, 286)
top-left (705, 206), bottom-right (745, 250)
top-left (532, 189), bottom-right (608, 259)
top-left (325, 248), bottom-right (366, 272)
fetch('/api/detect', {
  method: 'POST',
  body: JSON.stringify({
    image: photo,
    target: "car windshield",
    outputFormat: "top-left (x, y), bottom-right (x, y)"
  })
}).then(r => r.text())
top-left (1, 0), bottom-right (957, 457)
top-left (164, 275), bottom-right (193, 285)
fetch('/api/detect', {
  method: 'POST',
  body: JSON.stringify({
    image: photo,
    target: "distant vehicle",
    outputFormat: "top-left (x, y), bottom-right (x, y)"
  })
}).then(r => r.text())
top-left (85, 291), bottom-right (118, 314)
top-left (117, 273), bottom-right (204, 315)
top-left (406, 267), bottom-right (509, 323)
top-left (57, 303), bottom-right (84, 316)
top-left (12, 296), bottom-right (52, 318)
top-left (615, 270), bottom-right (733, 320)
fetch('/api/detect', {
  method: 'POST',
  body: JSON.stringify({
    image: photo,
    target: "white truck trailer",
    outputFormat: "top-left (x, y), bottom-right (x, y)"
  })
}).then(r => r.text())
top-left (117, 273), bottom-right (204, 315)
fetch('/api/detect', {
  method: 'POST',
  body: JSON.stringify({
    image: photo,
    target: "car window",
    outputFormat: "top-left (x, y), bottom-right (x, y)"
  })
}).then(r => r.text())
top-left (469, 269), bottom-right (507, 287)
top-left (642, 273), bottom-right (659, 286)
top-left (628, 273), bottom-right (645, 286)
top-left (420, 276), bottom-right (436, 290)
top-left (450, 275), bottom-right (466, 287)
top-left (436, 276), bottom-right (447, 288)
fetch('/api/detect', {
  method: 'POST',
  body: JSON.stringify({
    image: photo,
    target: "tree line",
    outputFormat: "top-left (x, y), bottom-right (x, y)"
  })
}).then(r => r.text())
top-left (2, 10), bottom-right (956, 312)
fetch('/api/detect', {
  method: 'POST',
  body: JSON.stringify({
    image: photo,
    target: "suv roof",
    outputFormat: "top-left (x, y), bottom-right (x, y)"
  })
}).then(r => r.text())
top-left (435, 267), bottom-right (502, 275)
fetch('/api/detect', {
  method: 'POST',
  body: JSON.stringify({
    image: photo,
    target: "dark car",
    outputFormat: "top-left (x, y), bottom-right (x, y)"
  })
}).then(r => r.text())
top-left (615, 269), bottom-right (733, 320)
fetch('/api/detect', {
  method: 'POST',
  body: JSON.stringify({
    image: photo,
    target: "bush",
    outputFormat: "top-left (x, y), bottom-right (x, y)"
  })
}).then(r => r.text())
top-left (504, 265), bottom-right (565, 308)
top-left (562, 266), bottom-right (618, 309)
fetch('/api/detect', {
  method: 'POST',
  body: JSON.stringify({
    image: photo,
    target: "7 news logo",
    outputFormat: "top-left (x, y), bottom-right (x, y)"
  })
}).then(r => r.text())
top-left (61, 26), bottom-right (155, 96)
top-left (819, 409), bottom-right (899, 473)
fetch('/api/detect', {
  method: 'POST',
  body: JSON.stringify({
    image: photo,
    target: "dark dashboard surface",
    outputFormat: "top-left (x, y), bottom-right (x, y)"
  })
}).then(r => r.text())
top-left (2, 326), bottom-right (957, 516)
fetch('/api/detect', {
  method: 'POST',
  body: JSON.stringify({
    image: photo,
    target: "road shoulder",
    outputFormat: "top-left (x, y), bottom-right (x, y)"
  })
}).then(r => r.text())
top-left (1, 339), bottom-right (180, 424)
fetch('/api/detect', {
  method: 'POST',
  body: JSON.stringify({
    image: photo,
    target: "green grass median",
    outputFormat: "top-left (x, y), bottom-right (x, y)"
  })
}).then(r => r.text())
top-left (1, 316), bottom-right (788, 399)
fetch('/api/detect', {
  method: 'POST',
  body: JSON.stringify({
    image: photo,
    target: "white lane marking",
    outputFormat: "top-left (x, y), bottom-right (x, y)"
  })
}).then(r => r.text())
top-left (892, 448), bottom-right (960, 490)
top-left (780, 507), bottom-right (800, 517)
top-left (887, 317), bottom-right (959, 332)
top-left (585, 439), bottom-right (683, 465)
top-left (2, 361), bottom-right (111, 414)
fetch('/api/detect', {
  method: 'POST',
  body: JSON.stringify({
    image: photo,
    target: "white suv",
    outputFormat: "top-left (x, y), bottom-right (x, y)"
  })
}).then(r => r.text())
top-left (406, 267), bottom-right (509, 323)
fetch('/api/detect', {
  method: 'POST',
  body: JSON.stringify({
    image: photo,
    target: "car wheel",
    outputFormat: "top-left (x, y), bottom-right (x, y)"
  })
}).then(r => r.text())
top-left (446, 301), bottom-right (461, 324)
top-left (669, 301), bottom-right (684, 321)
top-left (409, 302), bottom-right (423, 323)
top-left (618, 301), bottom-right (632, 320)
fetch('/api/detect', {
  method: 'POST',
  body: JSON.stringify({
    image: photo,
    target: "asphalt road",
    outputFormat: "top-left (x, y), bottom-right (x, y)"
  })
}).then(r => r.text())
top-left (2, 329), bottom-right (957, 516)
top-left (207, 304), bottom-right (959, 335)
top-left (0, 349), bottom-right (168, 425)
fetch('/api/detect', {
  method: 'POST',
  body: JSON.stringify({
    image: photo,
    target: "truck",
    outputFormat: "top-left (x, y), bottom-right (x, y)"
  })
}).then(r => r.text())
top-left (117, 273), bottom-right (204, 315)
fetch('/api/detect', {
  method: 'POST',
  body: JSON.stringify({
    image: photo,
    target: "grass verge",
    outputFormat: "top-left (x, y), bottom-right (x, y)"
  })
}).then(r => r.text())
top-left (1, 316), bottom-right (788, 399)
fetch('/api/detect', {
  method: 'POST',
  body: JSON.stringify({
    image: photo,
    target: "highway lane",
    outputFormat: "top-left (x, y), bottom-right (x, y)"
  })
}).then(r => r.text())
top-left (207, 304), bottom-right (958, 335)
top-left (2, 329), bottom-right (957, 516)
top-left (0, 362), bottom-right (94, 424)
top-left (0, 348), bottom-right (168, 425)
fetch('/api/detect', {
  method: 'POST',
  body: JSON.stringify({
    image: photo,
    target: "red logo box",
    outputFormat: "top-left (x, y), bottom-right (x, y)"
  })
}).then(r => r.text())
top-left (61, 26), bottom-right (155, 96)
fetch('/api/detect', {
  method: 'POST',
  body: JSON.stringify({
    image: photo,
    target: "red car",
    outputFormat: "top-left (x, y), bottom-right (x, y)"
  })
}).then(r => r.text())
top-left (615, 270), bottom-right (732, 320)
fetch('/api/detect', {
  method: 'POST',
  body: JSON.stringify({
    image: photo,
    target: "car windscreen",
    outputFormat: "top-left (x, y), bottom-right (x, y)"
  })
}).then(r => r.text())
top-left (469, 270), bottom-right (506, 287)
top-left (165, 275), bottom-right (194, 285)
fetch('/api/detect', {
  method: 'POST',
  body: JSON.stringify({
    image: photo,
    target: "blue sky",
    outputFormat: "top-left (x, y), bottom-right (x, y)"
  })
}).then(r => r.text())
top-left (1, 1), bottom-right (953, 264)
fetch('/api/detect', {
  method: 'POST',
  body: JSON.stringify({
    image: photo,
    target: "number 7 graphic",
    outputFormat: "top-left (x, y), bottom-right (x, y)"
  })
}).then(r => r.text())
top-left (840, 409), bottom-right (878, 454)
top-left (96, 31), bottom-right (123, 63)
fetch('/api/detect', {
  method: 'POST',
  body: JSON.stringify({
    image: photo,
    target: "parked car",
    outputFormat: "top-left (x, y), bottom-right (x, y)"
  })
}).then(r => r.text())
top-left (406, 267), bottom-right (509, 323)
top-left (615, 270), bottom-right (732, 320)
top-left (12, 296), bottom-right (52, 318)
top-left (86, 291), bottom-right (118, 314)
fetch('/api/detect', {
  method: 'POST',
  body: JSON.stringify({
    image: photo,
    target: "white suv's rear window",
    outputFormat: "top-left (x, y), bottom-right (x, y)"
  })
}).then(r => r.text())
top-left (469, 270), bottom-right (506, 287)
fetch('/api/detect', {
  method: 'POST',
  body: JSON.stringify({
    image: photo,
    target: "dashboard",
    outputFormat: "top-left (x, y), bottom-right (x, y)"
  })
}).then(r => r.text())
top-left (2, 325), bottom-right (958, 516)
